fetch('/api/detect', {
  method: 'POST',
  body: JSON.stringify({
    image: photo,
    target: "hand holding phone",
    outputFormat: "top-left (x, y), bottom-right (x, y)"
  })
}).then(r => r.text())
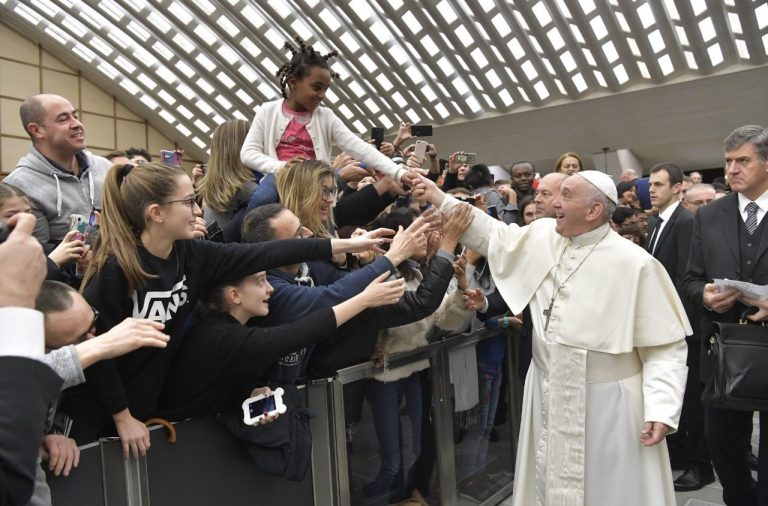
top-left (410, 124), bottom-right (433, 137)
top-left (371, 127), bottom-right (385, 151)
top-left (413, 140), bottom-right (428, 160)
top-left (242, 387), bottom-right (287, 425)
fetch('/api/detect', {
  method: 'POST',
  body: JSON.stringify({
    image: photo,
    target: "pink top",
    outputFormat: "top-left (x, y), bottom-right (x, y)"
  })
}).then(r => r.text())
top-left (275, 103), bottom-right (316, 161)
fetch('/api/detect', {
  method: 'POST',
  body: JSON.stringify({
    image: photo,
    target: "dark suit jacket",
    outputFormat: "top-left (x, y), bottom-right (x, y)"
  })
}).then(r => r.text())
top-left (647, 203), bottom-right (695, 292)
top-left (0, 357), bottom-right (62, 506)
top-left (683, 192), bottom-right (768, 378)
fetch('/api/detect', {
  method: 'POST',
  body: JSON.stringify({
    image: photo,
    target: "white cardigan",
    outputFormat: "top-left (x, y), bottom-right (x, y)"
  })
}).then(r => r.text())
top-left (240, 99), bottom-right (407, 182)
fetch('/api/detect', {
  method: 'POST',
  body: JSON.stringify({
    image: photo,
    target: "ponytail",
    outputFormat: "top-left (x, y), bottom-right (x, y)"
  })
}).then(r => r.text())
top-left (82, 162), bottom-right (186, 293)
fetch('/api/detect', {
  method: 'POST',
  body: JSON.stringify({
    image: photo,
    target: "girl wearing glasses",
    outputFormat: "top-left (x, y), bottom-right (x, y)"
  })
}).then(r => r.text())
top-left (63, 162), bottom-right (392, 460)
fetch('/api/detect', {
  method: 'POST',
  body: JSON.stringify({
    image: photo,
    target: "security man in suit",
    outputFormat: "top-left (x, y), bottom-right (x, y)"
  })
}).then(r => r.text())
top-left (684, 125), bottom-right (768, 505)
top-left (646, 162), bottom-right (714, 491)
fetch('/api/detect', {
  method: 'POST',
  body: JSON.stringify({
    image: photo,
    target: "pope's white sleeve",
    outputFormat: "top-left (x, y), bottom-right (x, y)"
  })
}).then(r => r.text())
top-left (637, 339), bottom-right (688, 431)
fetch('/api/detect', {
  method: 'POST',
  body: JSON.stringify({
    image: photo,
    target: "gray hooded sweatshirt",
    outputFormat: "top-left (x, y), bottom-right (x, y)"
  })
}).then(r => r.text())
top-left (4, 146), bottom-right (110, 243)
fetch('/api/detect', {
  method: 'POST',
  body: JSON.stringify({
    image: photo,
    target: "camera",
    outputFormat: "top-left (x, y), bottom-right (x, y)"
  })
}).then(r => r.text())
top-left (455, 153), bottom-right (477, 165)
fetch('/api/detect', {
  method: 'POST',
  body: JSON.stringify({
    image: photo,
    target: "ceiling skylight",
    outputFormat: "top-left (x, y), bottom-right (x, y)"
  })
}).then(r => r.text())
top-left (0, 0), bottom-right (763, 160)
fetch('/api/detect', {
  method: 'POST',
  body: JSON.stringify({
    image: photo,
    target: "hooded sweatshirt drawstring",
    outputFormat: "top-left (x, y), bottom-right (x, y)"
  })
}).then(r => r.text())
top-left (53, 172), bottom-right (62, 217)
top-left (88, 171), bottom-right (94, 208)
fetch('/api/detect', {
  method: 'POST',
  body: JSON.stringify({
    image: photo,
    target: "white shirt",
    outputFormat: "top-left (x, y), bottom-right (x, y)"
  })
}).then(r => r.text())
top-left (650, 200), bottom-right (679, 254)
top-left (0, 307), bottom-right (45, 361)
top-left (738, 189), bottom-right (768, 227)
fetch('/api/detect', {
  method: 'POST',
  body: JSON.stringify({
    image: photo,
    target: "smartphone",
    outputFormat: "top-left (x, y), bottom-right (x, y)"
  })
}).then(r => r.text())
top-left (439, 158), bottom-right (448, 172)
top-left (456, 153), bottom-right (477, 165)
top-left (68, 214), bottom-right (88, 242)
top-left (242, 387), bottom-right (287, 425)
top-left (410, 124), bottom-right (433, 137)
top-left (487, 205), bottom-right (499, 219)
top-left (200, 163), bottom-right (208, 174)
top-left (160, 149), bottom-right (184, 166)
top-left (413, 140), bottom-right (428, 160)
top-left (371, 127), bottom-right (385, 151)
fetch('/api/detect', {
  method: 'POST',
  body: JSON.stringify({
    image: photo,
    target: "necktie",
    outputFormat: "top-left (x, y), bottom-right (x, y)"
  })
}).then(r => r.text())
top-left (649, 216), bottom-right (664, 255)
top-left (746, 202), bottom-right (758, 235)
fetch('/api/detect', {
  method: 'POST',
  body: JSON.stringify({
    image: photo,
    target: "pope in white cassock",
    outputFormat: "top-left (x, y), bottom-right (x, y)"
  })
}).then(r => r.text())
top-left (416, 171), bottom-right (690, 506)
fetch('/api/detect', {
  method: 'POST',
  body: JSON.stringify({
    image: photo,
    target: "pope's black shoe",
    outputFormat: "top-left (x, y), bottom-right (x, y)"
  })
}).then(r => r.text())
top-left (673, 468), bottom-right (716, 492)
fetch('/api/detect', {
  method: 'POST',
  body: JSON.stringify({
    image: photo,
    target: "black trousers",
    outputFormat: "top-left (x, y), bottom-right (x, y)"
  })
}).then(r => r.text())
top-left (705, 407), bottom-right (767, 505)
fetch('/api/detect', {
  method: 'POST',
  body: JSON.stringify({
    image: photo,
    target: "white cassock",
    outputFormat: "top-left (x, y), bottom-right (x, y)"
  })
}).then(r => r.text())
top-left (441, 196), bottom-right (691, 506)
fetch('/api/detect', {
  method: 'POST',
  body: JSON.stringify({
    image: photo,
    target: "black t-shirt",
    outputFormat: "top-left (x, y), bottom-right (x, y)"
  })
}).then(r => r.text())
top-left (68, 238), bottom-right (332, 423)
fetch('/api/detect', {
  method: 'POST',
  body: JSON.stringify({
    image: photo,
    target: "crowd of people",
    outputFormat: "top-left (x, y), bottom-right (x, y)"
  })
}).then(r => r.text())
top-left (2, 35), bottom-right (767, 506)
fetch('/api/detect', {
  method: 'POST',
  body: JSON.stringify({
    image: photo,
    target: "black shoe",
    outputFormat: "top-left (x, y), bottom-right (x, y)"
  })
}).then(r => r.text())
top-left (673, 468), bottom-right (716, 492)
top-left (748, 450), bottom-right (758, 470)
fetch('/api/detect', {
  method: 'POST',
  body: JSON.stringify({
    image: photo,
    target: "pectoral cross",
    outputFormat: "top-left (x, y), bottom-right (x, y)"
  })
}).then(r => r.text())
top-left (543, 297), bottom-right (555, 331)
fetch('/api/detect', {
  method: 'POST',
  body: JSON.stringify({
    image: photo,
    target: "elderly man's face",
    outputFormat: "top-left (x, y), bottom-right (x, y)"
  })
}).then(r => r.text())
top-left (690, 172), bottom-right (703, 184)
top-left (683, 187), bottom-right (716, 212)
top-left (552, 177), bottom-right (602, 237)
top-left (534, 173), bottom-right (567, 219)
top-left (44, 291), bottom-right (97, 351)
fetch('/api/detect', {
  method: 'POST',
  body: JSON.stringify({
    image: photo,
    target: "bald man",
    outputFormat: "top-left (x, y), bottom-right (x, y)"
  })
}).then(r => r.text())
top-left (533, 172), bottom-right (568, 219)
top-left (5, 94), bottom-right (110, 244)
top-left (682, 184), bottom-right (716, 213)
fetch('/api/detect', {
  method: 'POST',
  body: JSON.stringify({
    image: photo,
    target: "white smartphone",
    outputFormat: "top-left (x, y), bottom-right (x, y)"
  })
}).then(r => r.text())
top-left (413, 140), bottom-right (428, 160)
top-left (241, 387), bottom-right (287, 425)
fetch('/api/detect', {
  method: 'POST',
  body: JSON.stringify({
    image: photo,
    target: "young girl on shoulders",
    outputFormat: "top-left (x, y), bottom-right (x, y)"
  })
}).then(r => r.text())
top-left (240, 37), bottom-right (416, 209)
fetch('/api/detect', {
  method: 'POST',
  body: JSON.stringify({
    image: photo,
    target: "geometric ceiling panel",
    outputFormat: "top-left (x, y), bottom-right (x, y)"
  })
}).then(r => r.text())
top-left (2, 0), bottom-right (766, 160)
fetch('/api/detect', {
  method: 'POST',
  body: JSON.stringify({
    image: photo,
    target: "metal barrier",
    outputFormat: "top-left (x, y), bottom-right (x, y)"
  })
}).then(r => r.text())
top-left (308, 327), bottom-right (524, 506)
top-left (47, 328), bottom-right (524, 506)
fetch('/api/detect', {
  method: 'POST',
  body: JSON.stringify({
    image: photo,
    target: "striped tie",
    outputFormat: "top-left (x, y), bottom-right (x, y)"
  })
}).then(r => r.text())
top-left (746, 202), bottom-right (758, 235)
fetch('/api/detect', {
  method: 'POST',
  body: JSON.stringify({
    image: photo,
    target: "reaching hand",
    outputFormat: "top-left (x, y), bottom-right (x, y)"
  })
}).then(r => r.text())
top-left (463, 288), bottom-right (486, 311)
top-left (379, 142), bottom-right (395, 157)
top-left (95, 319), bottom-right (168, 359)
top-left (441, 203), bottom-right (474, 243)
top-left (361, 272), bottom-right (406, 307)
top-left (400, 170), bottom-right (421, 188)
top-left (395, 121), bottom-right (414, 147)
top-left (387, 217), bottom-right (430, 264)
top-left (333, 228), bottom-right (395, 256)
top-left (42, 434), bottom-right (80, 477)
top-left (412, 175), bottom-right (446, 207)
top-left (337, 160), bottom-right (373, 184)
top-left (453, 255), bottom-right (468, 291)
top-left (332, 152), bottom-right (355, 171)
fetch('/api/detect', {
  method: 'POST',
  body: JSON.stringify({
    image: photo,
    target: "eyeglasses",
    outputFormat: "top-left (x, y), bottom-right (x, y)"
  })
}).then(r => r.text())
top-left (321, 187), bottom-right (338, 200)
top-left (76, 307), bottom-right (100, 343)
top-left (159, 197), bottom-right (198, 211)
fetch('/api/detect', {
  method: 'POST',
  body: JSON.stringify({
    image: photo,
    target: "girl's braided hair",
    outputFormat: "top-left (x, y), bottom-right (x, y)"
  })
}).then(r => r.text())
top-left (276, 36), bottom-right (339, 99)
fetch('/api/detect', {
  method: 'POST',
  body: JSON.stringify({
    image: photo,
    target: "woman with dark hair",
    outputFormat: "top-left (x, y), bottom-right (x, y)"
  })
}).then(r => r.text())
top-left (465, 164), bottom-right (504, 216)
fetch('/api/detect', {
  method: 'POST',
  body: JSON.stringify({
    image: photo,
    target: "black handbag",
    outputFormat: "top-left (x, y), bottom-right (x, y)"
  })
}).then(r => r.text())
top-left (702, 313), bottom-right (768, 411)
